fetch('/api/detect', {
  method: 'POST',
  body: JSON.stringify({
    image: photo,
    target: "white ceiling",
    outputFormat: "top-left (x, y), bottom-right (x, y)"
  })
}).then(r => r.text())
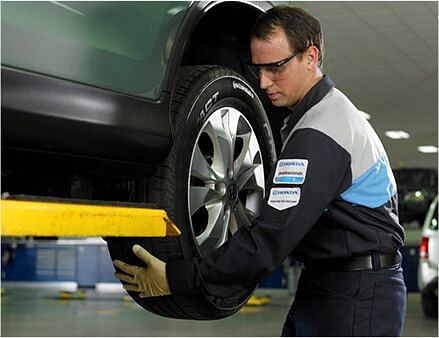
top-left (301, 1), bottom-right (438, 169)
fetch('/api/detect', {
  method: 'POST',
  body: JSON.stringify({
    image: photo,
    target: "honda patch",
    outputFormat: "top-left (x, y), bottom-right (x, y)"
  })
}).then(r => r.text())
top-left (273, 159), bottom-right (308, 185)
top-left (268, 187), bottom-right (301, 211)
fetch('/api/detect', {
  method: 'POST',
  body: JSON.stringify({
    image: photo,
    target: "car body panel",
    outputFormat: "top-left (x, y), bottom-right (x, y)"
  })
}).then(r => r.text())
top-left (1, 1), bottom-right (277, 173)
top-left (1, 68), bottom-right (172, 171)
top-left (418, 196), bottom-right (438, 290)
top-left (1, 1), bottom-right (189, 100)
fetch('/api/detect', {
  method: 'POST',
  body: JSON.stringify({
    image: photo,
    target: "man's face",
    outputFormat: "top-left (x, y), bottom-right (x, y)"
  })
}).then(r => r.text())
top-left (250, 26), bottom-right (310, 109)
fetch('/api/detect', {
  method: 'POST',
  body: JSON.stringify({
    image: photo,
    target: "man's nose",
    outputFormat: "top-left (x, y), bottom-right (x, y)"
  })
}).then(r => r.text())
top-left (259, 73), bottom-right (273, 90)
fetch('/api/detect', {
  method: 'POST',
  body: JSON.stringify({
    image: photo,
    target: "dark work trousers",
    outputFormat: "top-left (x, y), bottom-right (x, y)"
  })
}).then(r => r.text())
top-left (281, 267), bottom-right (407, 336)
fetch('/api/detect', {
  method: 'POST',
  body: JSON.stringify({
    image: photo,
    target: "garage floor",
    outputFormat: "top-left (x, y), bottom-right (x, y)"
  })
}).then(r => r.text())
top-left (1, 286), bottom-right (437, 337)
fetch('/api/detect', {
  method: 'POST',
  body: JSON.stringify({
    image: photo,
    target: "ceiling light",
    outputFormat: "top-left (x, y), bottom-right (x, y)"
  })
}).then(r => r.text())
top-left (384, 131), bottom-right (410, 139)
top-left (359, 110), bottom-right (371, 120)
top-left (417, 146), bottom-right (438, 153)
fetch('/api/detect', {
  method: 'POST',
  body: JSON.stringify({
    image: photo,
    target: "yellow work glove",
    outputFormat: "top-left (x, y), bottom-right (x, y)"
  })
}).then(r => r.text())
top-left (113, 244), bottom-right (171, 298)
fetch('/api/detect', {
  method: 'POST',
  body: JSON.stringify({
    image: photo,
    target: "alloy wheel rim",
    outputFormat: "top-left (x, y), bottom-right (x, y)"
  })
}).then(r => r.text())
top-left (187, 107), bottom-right (265, 256)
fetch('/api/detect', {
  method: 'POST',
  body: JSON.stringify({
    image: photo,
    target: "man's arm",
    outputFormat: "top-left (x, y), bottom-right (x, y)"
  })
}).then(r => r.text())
top-left (167, 128), bottom-right (352, 297)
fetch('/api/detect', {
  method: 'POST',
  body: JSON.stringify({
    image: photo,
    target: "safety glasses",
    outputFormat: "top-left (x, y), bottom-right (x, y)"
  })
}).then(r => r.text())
top-left (248, 51), bottom-right (300, 81)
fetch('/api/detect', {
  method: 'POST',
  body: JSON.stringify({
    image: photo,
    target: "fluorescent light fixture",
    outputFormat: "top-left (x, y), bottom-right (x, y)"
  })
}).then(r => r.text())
top-left (359, 110), bottom-right (371, 120)
top-left (384, 130), bottom-right (410, 139)
top-left (417, 145), bottom-right (438, 153)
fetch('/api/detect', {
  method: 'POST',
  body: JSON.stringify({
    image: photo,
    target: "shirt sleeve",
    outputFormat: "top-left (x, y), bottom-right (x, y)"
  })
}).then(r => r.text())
top-left (167, 128), bottom-right (352, 297)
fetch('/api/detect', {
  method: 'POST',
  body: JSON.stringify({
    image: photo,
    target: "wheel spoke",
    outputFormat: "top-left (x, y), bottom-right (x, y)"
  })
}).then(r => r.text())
top-left (234, 132), bottom-right (252, 176)
top-left (191, 144), bottom-right (216, 182)
top-left (189, 186), bottom-right (222, 215)
top-left (237, 163), bottom-right (261, 190)
top-left (216, 135), bottom-right (233, 179)
top-left (241, 175), bottom-right (264, 193)
top-left (229, 212), bottom-right (239, 235)
top-left (196, 201), bottom-right (225, 254)
top-left (222, 109), bottom-right (240, 159)
top-left (233, 200), bottom-right (253, 228)
top-left (243, 191), bottom-right (263, 216)
top-left (204, 120), bottom-right (230, 179)
top-left (218, 206), bottom-right (232, 247)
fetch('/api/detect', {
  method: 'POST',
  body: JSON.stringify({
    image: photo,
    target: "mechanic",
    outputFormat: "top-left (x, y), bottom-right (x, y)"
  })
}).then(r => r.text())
top-left (113, 6), bottom-right (407, 336)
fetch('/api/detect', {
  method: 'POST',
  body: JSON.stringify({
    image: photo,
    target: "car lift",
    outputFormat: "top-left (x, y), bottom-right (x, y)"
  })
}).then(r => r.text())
top-left (1, 195), bottom-right (180, 237)
top-left (1, 195), bottom-right (269, 307)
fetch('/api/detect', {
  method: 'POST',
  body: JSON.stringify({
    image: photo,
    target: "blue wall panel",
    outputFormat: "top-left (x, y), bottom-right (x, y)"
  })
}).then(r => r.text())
top-left (1, 242), bottom-right (118, 286)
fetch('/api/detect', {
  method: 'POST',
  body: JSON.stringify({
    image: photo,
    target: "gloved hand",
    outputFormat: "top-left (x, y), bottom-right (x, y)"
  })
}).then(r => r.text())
top-left (113, 245), bottom-right (171, 298)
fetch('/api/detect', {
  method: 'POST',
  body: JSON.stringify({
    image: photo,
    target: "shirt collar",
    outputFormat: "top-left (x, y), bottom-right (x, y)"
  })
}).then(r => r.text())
top-left (280, 75), bottom-right (334, 143)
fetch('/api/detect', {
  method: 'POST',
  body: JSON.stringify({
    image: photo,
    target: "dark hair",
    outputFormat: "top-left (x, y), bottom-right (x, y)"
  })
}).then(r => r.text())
top-left (251, 6), bottom-right (324, 67)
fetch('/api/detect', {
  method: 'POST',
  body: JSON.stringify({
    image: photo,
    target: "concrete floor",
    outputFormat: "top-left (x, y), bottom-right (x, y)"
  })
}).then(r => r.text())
top-left (1, 286), bottom-right (437, 337)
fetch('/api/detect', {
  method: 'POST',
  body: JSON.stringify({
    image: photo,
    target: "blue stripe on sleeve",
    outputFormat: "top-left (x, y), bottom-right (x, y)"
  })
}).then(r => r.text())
top-left (340, 155), bottom-right (396, 208)
top-left (274, 177), bottom-right (305, 183)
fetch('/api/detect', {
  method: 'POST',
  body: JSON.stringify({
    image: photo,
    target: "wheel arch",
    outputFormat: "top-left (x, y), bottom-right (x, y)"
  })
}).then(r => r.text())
top-left (181, 2), bottom-right (265, 75)
top-left (163, 1), bottom-right (272, 93)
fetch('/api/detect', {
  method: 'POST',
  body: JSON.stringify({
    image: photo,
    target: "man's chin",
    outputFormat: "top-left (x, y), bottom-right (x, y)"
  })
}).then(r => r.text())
top-left (270, 99), bottom-right (284, 107)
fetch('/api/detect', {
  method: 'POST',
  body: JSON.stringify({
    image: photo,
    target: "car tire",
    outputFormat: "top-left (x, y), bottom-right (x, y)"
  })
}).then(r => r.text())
top-left (421, 290), bottom-right (438, 318)
top-left (106, 65), bottom-right (276, 320)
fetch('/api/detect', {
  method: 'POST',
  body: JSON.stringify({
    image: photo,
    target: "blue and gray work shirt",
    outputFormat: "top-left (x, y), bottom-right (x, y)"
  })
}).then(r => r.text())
top-left (167, 75), bottom-right (405, 297)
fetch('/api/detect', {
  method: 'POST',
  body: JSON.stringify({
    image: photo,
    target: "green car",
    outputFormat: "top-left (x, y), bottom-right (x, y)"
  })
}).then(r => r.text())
top-left (1, 1), bottom-right (285, 319)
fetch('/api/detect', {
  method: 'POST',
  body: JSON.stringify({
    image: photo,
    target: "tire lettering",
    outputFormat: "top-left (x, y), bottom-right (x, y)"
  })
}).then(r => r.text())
top-left (198, 91), bottom-right (219, 124)
top-left (232, 81), bottom-right (254, 99)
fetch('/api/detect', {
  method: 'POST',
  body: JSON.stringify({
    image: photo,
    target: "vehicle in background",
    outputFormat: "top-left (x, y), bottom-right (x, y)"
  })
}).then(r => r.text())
top-left (393, 168), bottom-right (438, 227)
top-left (418, 195), bottom-right (438, 318)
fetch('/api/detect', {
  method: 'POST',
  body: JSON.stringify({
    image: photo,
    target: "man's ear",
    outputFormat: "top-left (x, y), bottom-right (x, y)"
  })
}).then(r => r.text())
top-left (305, 46), bottom-right (319, 70)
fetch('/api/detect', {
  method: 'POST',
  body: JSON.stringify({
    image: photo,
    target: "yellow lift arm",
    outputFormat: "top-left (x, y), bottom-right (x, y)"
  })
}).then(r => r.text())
top-left (1, 197), bottom-right (180, 237)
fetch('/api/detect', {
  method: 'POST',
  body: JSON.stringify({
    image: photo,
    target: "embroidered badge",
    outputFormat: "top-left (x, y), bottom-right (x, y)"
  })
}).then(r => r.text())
top-left (268, 188), bottom-right (301, 211)
top-left (273, 159), bottom-right (308, 185)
